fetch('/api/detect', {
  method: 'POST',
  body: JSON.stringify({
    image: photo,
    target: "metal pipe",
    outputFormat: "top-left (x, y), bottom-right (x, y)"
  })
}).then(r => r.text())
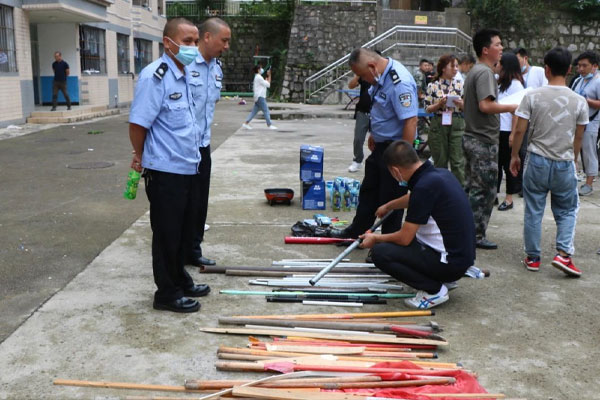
top-left (309, 211), bottom-right (393, 285)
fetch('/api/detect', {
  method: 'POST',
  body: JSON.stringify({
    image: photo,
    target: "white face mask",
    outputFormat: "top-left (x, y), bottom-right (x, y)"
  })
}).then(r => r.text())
top-left (259, 68), bottom-right (264, 74)
top-left (370, 67), bottom-right (381, 84)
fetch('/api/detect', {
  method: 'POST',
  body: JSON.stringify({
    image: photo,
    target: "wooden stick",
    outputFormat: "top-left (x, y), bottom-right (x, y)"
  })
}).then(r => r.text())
top-left (218, 317), bottom-right (441, 337)
top-left (216, 350), bottom-right (455, 368)
top-left (199, 327), bottom-right (447, 346)
top-left (185, 376), bottom-right (381, 390)
top-left (230, 310), bottom-right (433, 320)
top-left (53, 379), bottom-right (205, 393)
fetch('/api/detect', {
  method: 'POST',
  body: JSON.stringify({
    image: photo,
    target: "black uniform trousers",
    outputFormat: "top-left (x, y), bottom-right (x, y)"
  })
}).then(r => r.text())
top-left (372, 240), bottom-right (469, 294)
top-left (345, 141), bottom-right (406, 238)
top-left (497, 130), bottom-right (522, 195)
top-left (145, 169), bottom-right (199, 303)
top-left (190, 145), bottom-right (211, 258)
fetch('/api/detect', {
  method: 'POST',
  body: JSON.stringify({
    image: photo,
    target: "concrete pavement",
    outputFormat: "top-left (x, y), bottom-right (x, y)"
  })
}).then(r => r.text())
top-left (1, 100), bottom-right (599, 399)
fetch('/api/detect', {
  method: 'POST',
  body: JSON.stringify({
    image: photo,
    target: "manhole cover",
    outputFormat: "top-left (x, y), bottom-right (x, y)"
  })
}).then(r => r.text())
top-left (67, 161), bottom-right (115, 169)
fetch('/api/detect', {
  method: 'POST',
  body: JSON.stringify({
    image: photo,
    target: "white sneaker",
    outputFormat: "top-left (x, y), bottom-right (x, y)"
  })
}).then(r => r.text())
top-left (348, 161), bottom-right (362, 173)
top-left (204, 224), bottom-right (210, 231)
top-left (242, 123), bottom-right (253, 130)
top-left (268, 125), bottom-right (278, 130)
top-left (444, 281), bottom-right (458, 291)
top-left (404, 288), bottom-right (449, 309)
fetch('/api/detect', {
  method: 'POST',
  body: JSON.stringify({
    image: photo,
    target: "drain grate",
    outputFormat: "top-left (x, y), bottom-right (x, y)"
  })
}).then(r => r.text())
top-left (67, 161), bottom-right (115, 169)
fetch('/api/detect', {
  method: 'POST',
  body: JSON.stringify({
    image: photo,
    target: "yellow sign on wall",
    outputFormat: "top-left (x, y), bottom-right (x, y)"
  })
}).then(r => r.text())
top-left (415, 16), bottom-right (428, 25)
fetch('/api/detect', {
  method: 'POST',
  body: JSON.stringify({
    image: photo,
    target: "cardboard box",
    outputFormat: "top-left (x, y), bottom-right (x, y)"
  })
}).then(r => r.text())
top-left (300, 144), bottom-right (324, 181)
top-left (301, 179), bottom-right (326, 210)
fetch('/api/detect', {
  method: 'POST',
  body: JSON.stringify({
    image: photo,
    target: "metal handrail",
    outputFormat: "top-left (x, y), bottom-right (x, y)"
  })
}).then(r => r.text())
top-left (303, 25), bottom-right (472, 103)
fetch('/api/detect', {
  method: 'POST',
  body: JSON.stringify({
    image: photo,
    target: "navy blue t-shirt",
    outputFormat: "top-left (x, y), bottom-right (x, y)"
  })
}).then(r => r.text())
top-left (52, 60), bottom-right (69, 82)
top-left (405, 161), bottom-right (475, 268)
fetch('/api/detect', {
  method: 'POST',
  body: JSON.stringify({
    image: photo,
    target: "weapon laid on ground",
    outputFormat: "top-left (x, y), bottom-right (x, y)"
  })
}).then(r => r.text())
top-left (309, 211), bottom-right (393, 286)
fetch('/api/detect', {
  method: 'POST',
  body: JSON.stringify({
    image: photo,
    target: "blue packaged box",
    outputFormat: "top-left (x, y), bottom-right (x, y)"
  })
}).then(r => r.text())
top-left (301, 179), bottom-right (326, 210)
top-left (300, 144), bottom-right (324, 181)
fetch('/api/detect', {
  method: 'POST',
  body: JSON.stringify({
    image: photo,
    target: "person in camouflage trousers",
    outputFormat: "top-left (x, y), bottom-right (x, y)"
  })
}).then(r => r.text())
top-left (462, 136), bottom-right (498, 237)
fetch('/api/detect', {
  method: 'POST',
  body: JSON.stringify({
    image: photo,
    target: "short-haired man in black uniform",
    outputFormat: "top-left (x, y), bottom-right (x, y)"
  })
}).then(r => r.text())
top-left (359, 140), bottom-right (476, 309)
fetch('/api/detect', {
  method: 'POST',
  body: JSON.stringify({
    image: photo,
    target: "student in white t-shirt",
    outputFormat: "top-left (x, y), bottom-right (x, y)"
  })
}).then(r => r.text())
top-left (510, 47), bottom-right (588, 278)
top-left (242, 64), bottom-right (277, 130)
top-left (496, 53), bottom-right (525, 211)
top-left (515, 47), bottom-right (548, 89)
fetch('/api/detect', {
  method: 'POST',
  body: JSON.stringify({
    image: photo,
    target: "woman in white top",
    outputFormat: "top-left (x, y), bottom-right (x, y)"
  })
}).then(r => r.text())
top-left (496, 52), bottom-right (525, 211)
top-left (242, 64), bottom-right (277, 130)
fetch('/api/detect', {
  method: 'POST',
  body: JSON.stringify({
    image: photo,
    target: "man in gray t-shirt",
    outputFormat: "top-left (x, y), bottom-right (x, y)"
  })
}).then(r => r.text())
top-left (461, 29), bottom-right (518, 250)
top-left (510, 47), bottom-right (588, 278)
top-left (570, 50), bottom-right (600, 196)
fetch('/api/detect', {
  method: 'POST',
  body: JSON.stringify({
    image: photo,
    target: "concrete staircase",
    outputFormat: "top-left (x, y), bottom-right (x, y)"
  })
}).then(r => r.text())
top-left (27, 105), bottom-right (120, 124)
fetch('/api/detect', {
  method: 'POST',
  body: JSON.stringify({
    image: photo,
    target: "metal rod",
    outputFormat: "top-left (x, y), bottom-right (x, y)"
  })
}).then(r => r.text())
top-left (309, 211), bottom-right (393, 286)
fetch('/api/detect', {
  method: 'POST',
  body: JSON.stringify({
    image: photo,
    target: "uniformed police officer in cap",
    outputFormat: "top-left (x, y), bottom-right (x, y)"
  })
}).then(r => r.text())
top-left (129, 17), bottom-right (210, 313)
top-left (185, 17), bottom-right (231, 268)
top-left (332, 48), bottom-right (418, 243)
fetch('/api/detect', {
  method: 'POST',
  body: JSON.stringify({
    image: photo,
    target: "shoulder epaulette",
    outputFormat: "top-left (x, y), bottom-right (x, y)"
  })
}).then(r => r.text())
top-left (390, 69), bottom-right (401, 85)
top-left (154, 63), bottom-right (168, 80)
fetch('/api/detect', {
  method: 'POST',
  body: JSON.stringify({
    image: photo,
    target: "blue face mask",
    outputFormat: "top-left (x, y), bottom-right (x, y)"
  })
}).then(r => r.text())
top-left (259, 68), bottom-right (264, 74)
top-left (167, 37), bottom-right (198, 66)
top-left (398, 180), bottom-right (408, 187)
top-left (521, 65), bottom-right (527, 73)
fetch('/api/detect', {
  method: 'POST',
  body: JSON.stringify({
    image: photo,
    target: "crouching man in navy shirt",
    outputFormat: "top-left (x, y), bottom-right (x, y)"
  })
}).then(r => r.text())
top-left (359, 140), bottom-right (475, 309)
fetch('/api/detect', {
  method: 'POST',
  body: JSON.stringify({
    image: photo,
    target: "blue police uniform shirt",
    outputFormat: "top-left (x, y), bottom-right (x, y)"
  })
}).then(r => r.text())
top-left (129, 54), bottom-right (200, 175)
top-left (369, 58), bottom-right (418, 142)
top-left (188, 53), bottom-right (223, 148)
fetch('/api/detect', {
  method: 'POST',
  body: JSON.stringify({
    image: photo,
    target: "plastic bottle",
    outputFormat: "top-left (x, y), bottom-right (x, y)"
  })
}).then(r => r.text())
top-left (332, 181), bottom-right (341, 211)
top-left (413, 138), bottom-right (420, 150)
top-left (342, 181), bottom-right (351, 211)
top-left (123, 169), bottom-right (141, 200)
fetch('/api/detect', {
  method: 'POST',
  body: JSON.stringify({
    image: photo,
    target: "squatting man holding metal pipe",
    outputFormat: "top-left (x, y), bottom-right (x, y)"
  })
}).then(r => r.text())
top-left (358, 140), bottom-right (476, 309)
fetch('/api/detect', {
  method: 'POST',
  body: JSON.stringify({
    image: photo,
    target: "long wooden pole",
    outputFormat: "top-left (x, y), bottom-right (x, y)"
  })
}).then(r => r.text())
top-left (53, 379), bottom-right (205, 393)
top-left (218, 346), bottom-right (439, 361)
top-left (218, 317), bottom-right (440, 336)
top-left (199, 327), bottom-right (447, 346)
top-left (185, 376), bottom-right (381, 390)
top-left (200, 265), bottom-right (377, 274)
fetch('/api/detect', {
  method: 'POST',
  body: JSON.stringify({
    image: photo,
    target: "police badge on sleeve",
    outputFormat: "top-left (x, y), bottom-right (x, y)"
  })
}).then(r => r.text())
top-left (399, 92), bottom-right (412, 107)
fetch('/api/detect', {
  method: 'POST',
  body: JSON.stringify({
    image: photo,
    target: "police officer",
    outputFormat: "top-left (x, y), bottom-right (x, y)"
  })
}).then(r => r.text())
top-left (185, 18), bottom-right (231, 268)
top-left (332, 48), bottom-right (418, 241)
top-left (129, 17), bottom-right (210, 313)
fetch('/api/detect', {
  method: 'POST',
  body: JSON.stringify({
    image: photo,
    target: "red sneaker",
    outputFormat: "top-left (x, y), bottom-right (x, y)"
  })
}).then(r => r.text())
top-left (523, 256), bottom-right (540, 272)
top-left (551, 254), bottom-right (582, 277)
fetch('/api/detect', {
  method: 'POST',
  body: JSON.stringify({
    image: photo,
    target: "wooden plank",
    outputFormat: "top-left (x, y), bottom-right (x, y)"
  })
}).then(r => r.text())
top-left (199, 327), bottom-right (447, 346)
top-left (185, 376), bottom-right (381, 390)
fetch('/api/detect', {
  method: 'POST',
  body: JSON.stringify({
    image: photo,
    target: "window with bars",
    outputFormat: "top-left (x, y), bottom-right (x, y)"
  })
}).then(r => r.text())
top-left (79, 25), bottom-right (106, 74)
top-left (117, 33), bottom-right (130, 73)
top-left (0, 5), bottom-right (17, 73)
top-left (134, 38), bottom-right (153, 74)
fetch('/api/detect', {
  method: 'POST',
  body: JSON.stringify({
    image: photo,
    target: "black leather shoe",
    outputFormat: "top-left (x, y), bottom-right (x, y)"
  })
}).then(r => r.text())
top-left (153, 297), bottom-right (200, 313)
top-left (476, 238), bottom-right (498, 250)
top-left (186, 256), bottom-right (216, 267)
top-left (183, 284), bottom-right (210, 297)
top-left (498, 201), bottom-right (513, 211)
top-left (494, 197), bottom-right (499, 205)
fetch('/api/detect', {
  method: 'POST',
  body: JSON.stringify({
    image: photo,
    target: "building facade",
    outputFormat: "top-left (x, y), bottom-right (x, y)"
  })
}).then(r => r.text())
top-left (0, 0), bottom-right (166, 127)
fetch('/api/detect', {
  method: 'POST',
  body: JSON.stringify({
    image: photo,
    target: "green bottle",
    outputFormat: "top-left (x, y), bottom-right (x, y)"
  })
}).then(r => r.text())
top-left (123, 169), bottom-right (141, 200)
